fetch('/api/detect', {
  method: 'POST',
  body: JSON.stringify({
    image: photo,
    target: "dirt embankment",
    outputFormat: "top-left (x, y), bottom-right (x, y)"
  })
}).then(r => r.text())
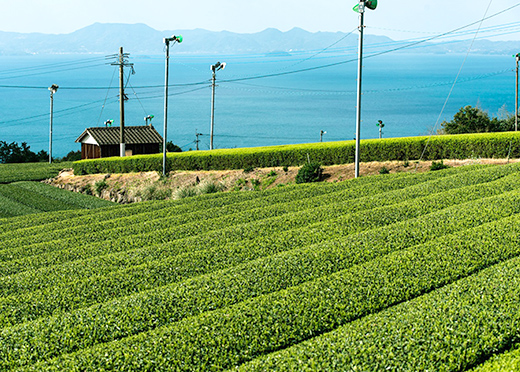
top-left (46, 159), bottom-right (518, 204)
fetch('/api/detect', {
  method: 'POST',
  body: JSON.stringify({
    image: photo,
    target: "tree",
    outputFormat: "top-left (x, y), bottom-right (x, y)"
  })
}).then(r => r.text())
top-left (0, 141), bottom-right (48, 163)
top-left (164, 141), bottom-right (182, 153)
top-left (440, 105), bottom-right (501, 134)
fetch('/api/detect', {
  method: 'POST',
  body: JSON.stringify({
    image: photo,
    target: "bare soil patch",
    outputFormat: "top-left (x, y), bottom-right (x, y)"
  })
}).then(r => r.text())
top-left (46, 158), bottom-right (519, 204)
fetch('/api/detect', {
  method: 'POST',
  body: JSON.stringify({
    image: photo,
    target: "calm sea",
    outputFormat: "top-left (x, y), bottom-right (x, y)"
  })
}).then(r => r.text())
top-left (0, 52), bottom-right (515, 156)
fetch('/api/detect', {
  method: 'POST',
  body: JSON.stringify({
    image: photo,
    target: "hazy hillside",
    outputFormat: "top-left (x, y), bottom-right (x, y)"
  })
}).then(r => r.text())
top-left (0, 23), bottom-right (516, 55)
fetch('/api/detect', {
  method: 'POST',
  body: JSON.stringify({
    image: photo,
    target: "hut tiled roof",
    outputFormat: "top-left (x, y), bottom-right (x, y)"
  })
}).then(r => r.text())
top-left (75, 126), bottom-right (163, 145)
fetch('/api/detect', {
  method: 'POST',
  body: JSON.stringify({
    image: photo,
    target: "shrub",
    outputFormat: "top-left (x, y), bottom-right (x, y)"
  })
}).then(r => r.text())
top-left (198, 181), bottom-right (224, 195)
top-left (174, 186), bottom-right (197, 199)
top-left (94, 180), bottom-right (108, 196)
top-left (244, 166), bottom-right (255, 173)
top-left (379, 167), bottom-right (390, 174)
top-left (296, 163), bottom-right (323, 184)
top-left (141, 185), bottom-right (172, 201)
top-left (430, 160), bottom-right (450, 171)
top-left (251, 179), bottom-right (261, 191)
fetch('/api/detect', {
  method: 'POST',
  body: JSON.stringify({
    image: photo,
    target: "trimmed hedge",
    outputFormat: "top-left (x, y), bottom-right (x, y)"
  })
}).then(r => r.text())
top-left (472, 347), bottom-right (520, 371)
top-left (72, 132), bottom-right (520, 174)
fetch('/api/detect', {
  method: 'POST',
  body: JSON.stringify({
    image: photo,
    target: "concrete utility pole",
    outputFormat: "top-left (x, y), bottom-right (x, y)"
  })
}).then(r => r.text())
top-left (119, 47), bottom-right (125, 156)
top-left (162, 35), bottom-right (182, 176)
top-left (48, 84), bottom-right (58, 164)
top-left (354, 2), bottom-right (365, 178)
top-left (353, 0), bottom-right (377, 178)
top-left (515, 53), bottom-right (520, 132)
top-left (110, 47), bottom-right (133, 157)
top-left (210, 61), bottom-right (226, 150)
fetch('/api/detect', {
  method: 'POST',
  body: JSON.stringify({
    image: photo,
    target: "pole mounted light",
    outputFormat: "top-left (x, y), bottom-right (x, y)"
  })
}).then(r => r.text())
top-left (162, 35), bottom-right (183, 176)
top-left (48, 84), bottom-right (59, 164)
top-left (377, 120), bottom-right (385, 139)
top-left (210, 61), bottom-right (226, 150)
top-left (353, 0), bottom-right (377, 178)
top-left (145, 115), bottom-right (154, 126)
top-left (320, 130), bottom-right (327, 142)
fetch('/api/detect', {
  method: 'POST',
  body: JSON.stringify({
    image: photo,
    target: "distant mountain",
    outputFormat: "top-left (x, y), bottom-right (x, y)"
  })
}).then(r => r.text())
top-left (0, 23), bottom-right (517, 56)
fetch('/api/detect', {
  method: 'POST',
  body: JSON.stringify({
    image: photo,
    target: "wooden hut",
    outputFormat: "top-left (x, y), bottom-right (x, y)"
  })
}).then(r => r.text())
top-left (75, 126), bottom-right (163, 160)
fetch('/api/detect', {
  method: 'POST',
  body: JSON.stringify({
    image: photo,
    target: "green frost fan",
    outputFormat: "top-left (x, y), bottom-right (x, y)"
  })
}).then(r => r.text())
top-left (353, 0), bottom-right (378, 12)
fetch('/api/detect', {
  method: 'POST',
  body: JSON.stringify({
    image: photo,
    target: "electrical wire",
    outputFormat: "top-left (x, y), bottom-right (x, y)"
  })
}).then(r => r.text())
top-left (0, 56), bottom-right (107, 76)
top-left (95, 66), bottom-right (118, 126)
top-left (417, 0), bottom-right (495, 166)
top-left (217, 2), bottom-right (520, 84)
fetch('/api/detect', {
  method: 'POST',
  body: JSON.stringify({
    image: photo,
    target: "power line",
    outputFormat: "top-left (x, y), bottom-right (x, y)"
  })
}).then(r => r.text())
top-left (417, 0), bottom-right (495, 165)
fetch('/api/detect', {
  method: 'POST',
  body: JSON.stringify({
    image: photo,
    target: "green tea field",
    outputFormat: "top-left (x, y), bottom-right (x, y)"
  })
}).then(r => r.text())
top-left (0, 163), bottom-right (113, 217)
top-left (1, 163), bottom-right (520, 370)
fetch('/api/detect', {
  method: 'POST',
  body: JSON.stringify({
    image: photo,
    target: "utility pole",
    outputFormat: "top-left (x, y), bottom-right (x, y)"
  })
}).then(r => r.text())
top-left (354, 2), bottom-right (365, 178)
top-left (210, 61), bottom-right (226, 150)
top-left (110, 47), bottom-right (133, 157)
top-left (320, 130), bottom-right (327, 142)
top-left (195, 130), bottom-right (203, 151)
top-left (353, 0), bottom-right (377, 178)
top-left (515, 53), bottom-right (520, 132)
top-left (48, 84), bottom-right (58, 164)
top-left (163, 35), bottom-right (183, 176)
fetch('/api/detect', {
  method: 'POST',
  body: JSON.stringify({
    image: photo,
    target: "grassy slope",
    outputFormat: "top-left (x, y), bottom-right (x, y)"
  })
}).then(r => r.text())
top-left (0, 164), bottom-right (519, 370)
top-left (0, 182), bottom-right (113, 217)
top-left (0, 162), bottom-right (72, 184)
top-left (0, 162), bottom-right (112, 217)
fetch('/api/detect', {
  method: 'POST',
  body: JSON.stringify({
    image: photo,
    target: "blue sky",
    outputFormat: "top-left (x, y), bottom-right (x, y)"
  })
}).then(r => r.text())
top-left (1, 0), bottom-right (519, 41)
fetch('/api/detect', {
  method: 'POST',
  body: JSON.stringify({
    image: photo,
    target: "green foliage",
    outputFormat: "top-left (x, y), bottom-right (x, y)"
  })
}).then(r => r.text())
top-left (0, 162), bottom-right (73, 184)
top-left (379, 166), bottom-right (390, 174)
top-left (166, 141), bottom-right (182, 153)
top-left (141, 185), bottom-right (172, 201)
top-left (94, 179), bottom-right (108, 196)
top-left (430, 159), bottom-right (450, 171)
top-left (198, 180), bottom-right (224, 195)
top-left (440, 105), bottom-right (517, 134)
top-left (250, 178), bottom-right (261, 190)
top-left (296, 162), bottom-right (323, 184)
top-left (72, 132), bottom-right (520, 175)
top-left (472, 346), bottom-right (520, 372)
top-left (174, 186), bottom-right (197, 199)
top-left (0, 182), bottom-right (112, 217)
top-left (243, 166), bottom-right (255, 173)
top-left (61, 150), bottom-right (82, 162)
top-left (0, 141), bottom-right (48, 163)
top-left (267, 170), bottom-right (277, 177)
top-left (4, 164), bottom-right (520, 370)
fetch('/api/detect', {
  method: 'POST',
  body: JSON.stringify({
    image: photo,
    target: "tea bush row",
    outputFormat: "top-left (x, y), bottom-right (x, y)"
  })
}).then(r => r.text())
top-left (1, 172), bottom-right (519, 329)
top-left (0, 166), bottom-right (463, 263)
top-left (238, 250), bottom-right (520, 371)
top-left (0, 165), bottom-right (510, 281)
top-left (0, 171), bottom-right (412, 251)
top-left (3, 187), bottom-right (520, 370)
top-left (16, 214), bottom-right (520, 371)
top-left (0, 162), bottom-right (72, 184)
top-left (72, 132), bottom-right (520, 174)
